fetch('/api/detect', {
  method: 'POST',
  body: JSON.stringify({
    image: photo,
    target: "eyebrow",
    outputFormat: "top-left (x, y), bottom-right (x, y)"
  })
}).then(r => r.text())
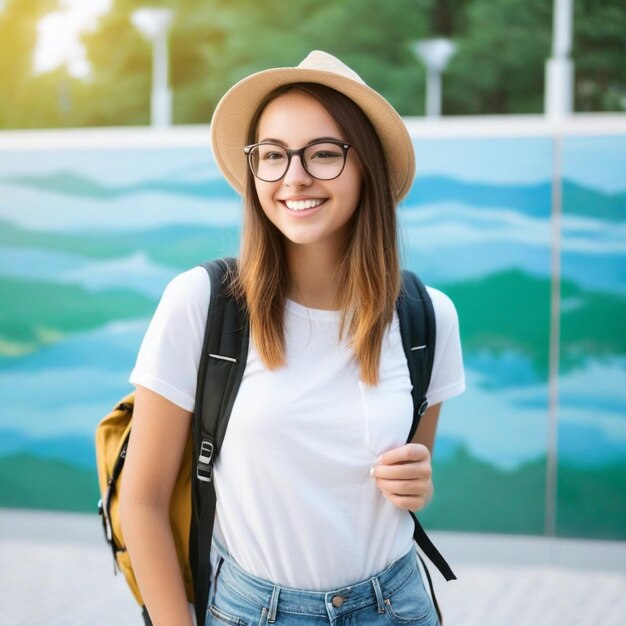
top-left (257, 136), bottom-right (346, 146)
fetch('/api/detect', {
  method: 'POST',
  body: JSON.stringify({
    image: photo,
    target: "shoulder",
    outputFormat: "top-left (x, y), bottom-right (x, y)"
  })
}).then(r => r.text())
top-left (163, 265), bottom-right (211, 299)
top-left (130, 265), bottom-right (212, 412)
top-left (152, 265), bottom-right (212, 326)
top-left (424, 286), bottom-right (465, 403)
top-left (424, 286), bottom-right (459, 330)
top-left (160, 265), bottom-right (211, 307)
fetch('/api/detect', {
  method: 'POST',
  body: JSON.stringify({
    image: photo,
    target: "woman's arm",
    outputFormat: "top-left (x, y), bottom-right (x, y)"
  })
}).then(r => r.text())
top-left (411, 402), bottom-right (442, 454)
top-left (119, 385), bottom-right (195, 626)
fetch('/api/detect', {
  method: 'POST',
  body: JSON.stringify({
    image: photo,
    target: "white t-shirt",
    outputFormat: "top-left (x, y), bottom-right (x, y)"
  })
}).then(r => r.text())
top-left (130, 266), bottom-right (465, 590)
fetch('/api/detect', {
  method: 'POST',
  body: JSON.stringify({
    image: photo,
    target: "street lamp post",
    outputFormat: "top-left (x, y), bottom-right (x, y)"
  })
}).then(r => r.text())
top-left (131, 8), bottom-right (174, 127)
top-left (413, 38), bottom-right (457, 118)
top-left (545, 0), bottom-right (574, 117)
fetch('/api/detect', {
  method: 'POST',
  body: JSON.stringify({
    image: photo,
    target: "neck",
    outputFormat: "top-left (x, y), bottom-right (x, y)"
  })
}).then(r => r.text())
top-left (285, 242), bottom-right (343, 310)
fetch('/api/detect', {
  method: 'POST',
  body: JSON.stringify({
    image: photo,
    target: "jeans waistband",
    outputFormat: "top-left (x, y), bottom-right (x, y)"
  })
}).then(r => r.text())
top-left (211, 542), bottom-right (419, 621)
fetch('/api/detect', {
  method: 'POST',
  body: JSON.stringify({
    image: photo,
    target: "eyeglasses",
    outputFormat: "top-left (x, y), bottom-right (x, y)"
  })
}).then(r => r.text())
top-left (243, 139), bottom-right (351, 182)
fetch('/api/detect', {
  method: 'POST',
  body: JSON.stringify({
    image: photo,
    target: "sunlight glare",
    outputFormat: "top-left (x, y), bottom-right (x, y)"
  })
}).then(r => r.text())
top-left (34, 0), bottom-right (111, 78)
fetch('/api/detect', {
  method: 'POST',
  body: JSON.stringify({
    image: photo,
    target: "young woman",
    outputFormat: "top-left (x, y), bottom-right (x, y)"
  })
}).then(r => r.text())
top-left (120, 51), bottom-right (465, 626)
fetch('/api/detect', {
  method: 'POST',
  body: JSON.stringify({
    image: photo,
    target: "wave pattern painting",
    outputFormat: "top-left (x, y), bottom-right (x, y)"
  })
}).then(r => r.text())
top-left (0, 129), bottom-right (624, 540)
top-left (556, 136), bottom-right (626, 539)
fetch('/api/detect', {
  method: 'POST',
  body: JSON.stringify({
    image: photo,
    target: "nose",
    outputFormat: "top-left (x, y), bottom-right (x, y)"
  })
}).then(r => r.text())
top-left (283, 153), bottom-right (312, 187)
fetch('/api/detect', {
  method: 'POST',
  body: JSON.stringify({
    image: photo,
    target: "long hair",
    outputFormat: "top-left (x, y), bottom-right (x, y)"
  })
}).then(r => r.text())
top-left (232, 82), bottom-right (401, 385)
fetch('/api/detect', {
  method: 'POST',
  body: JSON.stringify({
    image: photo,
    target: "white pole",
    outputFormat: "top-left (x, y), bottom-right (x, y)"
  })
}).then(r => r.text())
top-left (413, 39), bottom-right (456, 118)
top-left (131, 8), bottom-right (174, 127)
top-left (151, 33), bottom-right (172, 127)
top-left (426, 70), bottom-right (442, 117)
top-left (544, 0), bottom-right (572, 536)
top-left (545, 0), bottom-right (574, 117)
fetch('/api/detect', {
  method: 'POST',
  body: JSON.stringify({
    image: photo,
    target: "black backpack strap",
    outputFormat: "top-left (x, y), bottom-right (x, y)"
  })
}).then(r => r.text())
top-left (190, 257), bottom-right (250, 626)
top-left (397, 270), bottom-right (436, 442)
top-left (397, 270), bottom-right (456, 622)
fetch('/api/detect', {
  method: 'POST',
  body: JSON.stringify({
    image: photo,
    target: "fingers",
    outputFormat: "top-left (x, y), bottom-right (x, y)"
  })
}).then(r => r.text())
top-left (371, 461), bottom-right (432, 481)
top-left (375, 474), bottom-right (433, 511)
top-left (374, 477), bottom-right (430, 496)
top-left (380, 489), bottom-right (431, 512)
top-left (378, 443), bottom-right (430, 466)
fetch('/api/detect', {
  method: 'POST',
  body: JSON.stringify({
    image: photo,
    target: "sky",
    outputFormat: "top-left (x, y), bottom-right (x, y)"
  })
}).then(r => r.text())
top-left (34, 0), bottom-right (111, 77)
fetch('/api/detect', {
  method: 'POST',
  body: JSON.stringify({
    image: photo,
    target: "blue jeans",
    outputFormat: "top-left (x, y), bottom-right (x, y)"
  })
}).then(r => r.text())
top-left (206, 543), bottom-right (440, 626)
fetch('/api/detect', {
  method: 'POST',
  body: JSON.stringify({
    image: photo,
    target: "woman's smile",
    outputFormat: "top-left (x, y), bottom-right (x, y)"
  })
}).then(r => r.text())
top-left (280, 197), bottom-right (328, 212)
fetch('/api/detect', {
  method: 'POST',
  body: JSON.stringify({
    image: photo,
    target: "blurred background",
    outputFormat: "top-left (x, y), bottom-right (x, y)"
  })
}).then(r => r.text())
top-left (0, 1), bottom-right (625, 624)
top-left (0, 0), bottom-right (624, 127)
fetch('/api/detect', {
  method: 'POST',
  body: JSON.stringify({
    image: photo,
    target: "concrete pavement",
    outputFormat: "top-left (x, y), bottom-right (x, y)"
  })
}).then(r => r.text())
top-left (1, 509), bottom-right (624, 626)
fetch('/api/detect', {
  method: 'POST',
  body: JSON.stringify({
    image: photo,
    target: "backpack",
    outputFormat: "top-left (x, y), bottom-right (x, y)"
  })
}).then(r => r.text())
top-left (95, 258), bottom-right (455, 626)
top-left (95, 396), bottom-right (194, 610)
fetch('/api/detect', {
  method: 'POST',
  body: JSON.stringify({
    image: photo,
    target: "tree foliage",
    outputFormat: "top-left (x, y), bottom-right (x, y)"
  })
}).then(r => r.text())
top-left (444, 0), bottom-right (553, 114)
top-left (0, 0), bottom-right (623, 129)
top-left (574, 0), bottom-right (626, 112)
top-left (0, 0), bottom-right (59, 127)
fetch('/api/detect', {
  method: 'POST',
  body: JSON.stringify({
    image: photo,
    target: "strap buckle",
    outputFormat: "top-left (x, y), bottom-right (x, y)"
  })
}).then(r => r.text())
top-left (418, 398), bottom-right (428, 417)
top-left (197, 440), bottom-right (214, 483)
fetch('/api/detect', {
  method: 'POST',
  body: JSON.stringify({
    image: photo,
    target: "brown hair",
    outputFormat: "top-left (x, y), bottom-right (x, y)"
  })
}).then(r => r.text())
top-left (232, 83), bottom-right (401, 385)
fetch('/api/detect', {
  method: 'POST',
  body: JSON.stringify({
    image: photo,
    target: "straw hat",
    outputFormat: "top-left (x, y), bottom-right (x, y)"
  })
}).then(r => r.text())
top-left (210, 50), bottom-right (415, 202)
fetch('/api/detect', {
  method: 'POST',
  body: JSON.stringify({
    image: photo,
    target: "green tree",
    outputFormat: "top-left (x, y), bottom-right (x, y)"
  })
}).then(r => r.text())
top-left (1, 0), bottom-right (623, 128)
top-left (442, 0), bottom-right (625, 114)
top-left (0, 0), bottom-right (59, 127)
top-left (574, 0), bottom-right (626, 112)
top-left (80, 0), bottom-right (434, 123)
top-left (292, 0), bottom-right (432, 115)
top-left (76, 0), bottom-right (156, 126)
top-left (444, 0), bottom-right (553, 114)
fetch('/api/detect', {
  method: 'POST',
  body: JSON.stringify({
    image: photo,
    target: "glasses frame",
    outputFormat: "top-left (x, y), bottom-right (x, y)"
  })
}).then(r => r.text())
top-left (243, 139), bottom-right (352, 182)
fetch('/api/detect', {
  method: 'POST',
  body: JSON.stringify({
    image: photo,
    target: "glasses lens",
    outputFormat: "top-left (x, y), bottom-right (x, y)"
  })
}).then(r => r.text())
top-left (248, 144), bottom-right (288, 182)
top-left (303, 143), bottom-right (346, 180)
top-left (247, 142), bottom-right (348, 181)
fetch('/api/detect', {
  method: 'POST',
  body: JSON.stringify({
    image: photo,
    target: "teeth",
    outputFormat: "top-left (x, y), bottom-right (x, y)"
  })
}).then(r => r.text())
top-left (285, 199), bottom-right (324, 211)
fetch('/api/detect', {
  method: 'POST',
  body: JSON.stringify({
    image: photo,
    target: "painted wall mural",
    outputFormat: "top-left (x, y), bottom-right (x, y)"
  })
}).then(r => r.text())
top-left (0, 124), bottom-right (624, 540)
top-left (556, 135), bottom-right (626, 539)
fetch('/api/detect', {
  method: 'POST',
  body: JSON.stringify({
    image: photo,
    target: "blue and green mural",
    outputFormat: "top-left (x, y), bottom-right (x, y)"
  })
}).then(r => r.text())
top-left (0, 125), bottom-right (624, 540)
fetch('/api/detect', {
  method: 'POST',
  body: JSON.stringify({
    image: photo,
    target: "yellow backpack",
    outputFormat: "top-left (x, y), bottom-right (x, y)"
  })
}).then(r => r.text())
top-left (95, 393), bottom-right (195, 606)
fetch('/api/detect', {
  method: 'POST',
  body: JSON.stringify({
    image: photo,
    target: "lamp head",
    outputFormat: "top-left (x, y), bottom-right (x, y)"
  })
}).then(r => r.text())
top-left (131, 8), bottom-right (173, 40)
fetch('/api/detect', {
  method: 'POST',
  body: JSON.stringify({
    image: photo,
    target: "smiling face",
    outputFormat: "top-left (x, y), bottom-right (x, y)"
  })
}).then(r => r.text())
top-left (252, 90), bottom-right (363, 256)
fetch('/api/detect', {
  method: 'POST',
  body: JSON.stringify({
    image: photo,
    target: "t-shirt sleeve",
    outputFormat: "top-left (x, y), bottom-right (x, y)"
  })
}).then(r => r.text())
top-left (425, 286), bottom-right (465, 407)
top-left (129, 266), bottom-right (211, 412)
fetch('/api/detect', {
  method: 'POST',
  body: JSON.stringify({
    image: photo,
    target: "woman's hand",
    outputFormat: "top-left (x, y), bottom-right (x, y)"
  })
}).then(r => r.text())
top-left (370, 443), bottom-right (433, 512)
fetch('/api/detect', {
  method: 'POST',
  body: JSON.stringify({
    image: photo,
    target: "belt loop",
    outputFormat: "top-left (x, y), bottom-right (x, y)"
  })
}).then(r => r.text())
top-left (268, 585), bottom-right (281, 623)
top-left (371, 577), bottom-right (385, 614)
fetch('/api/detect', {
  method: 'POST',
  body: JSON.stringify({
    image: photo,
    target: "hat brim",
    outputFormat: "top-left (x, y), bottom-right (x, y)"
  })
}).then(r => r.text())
top-left (210, 66), bottom-right (415, 202)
